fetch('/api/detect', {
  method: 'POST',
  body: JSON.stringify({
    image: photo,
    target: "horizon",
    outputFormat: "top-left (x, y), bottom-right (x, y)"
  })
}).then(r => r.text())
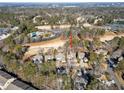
top-left (0, 2), bottom-right (123, 3)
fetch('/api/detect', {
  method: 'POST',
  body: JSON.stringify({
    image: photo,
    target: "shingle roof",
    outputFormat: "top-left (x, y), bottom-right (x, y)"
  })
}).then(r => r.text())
top-left (0, 70), bottom-right (37, 90)
top-left (0, 70), bottom-right (12, 79)
top-left (12, 80), bottom-right (30, 89)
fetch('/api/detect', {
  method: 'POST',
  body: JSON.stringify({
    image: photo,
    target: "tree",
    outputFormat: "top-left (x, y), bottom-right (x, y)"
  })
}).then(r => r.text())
top-left (9, 60), bottom-right (19, 73)
top-left (0, 48), bottom-right (2, 55)
top-left (109, 37), bottom-right (120, 49)
top-left (19, 23), bottom-right (27, 33)
top-left (98, 53), bottom-right (105, 63)
top-left (62, 75), bottom-right (71, 90)
top-left (14, 45), bottom-right (23, 57)
top-left (89, 51), bottom-right (97, 65)
top-left (23, 61), bottom-right (36, 81)
top-left (66, 15), bottom-right (77, 26)
top-left (93, 37), bottom-right (102, 48)
top-left (115, 60), bottom-right (124, 72)
top-left (86, 76), bottom-right (99, 90)
top-left (118, 37), bottom-right (124, 49)
top-left (35, 17), bottom-right (43, 24)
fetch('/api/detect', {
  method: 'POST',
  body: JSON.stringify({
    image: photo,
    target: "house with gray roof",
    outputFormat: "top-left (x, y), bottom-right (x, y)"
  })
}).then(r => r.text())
top-left (32, 54), bottom-right (44, 64)
top-left (0, 70), bottom-right (37, 90)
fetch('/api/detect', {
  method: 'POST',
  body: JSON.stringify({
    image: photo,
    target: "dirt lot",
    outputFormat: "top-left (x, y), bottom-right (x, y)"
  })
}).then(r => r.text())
top-left (100, 32), bottom-right (124, 42)
top-left (23, 36), bottom-right (66, 60)
top-left (25, 36), bottom-right (66, 47)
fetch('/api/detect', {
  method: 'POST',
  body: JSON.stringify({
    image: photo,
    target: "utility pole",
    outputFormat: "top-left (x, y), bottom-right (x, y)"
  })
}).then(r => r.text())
top-left (69, 31), bottom-right (72, 49)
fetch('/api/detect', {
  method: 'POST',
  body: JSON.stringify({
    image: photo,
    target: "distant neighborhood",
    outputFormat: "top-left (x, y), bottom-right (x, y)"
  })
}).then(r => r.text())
top-left (0, 2), bottom-right (124, 90)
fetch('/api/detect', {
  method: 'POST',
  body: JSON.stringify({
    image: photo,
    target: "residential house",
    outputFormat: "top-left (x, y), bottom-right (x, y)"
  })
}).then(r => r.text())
top-left (55, 52), bottom-right (66, 68)
top-left (111, 49), bottom-right (123, 59)
top-left (94, 18), bottom-right (103, 25)
top-left (73, 69), bottom-right (89, 90)
top-left (32, 54), bottom-right (44, 64)
top-left (0, 70), bottom-right (37, 90)
top-left (67, 51), bottom-right (78, 68)
top-left (95, 48), bottom-right (108, 56)
top-left (78, 52), bottom-right (85, 60)
top-left (56, 66), bottom-right (66, 75)
top-left (56, 53), bottom-right (65, 62)
top-left (45, 54), bottom-right (54, 62)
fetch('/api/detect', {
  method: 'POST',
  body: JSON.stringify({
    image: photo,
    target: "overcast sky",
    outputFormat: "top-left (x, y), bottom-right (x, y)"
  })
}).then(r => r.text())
top-left (0, 0), bottom-right (123, 3)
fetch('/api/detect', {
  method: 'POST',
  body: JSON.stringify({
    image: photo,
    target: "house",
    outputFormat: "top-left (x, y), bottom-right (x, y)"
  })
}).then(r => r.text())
top-left (100, 63), bottom-right (108, 72)
top-left (113, 19), bottom-right (124, 23)
top-left (67, 51), bottom-right (78, 68)
top-left (78, 52), bottom-right (85, 60)
top-left (83, 57), bottom-right (89, 63)
top-left (55, 52), bottom-right (66, 68)
top-left (77, 15), bottom-right (95, 24)
top-left (108, 49), bottom-right (124, 68)
top-left (94, 18), bottom-right (103, 25)
top-left (118, 56), bottom-right (123, 62)
top-left (107, 58), bottom-right (118, 68)
top-left (56, 66), bottom-right (66, 75)
top-left (95, 48), bottom-right (108, 56)
top-left (93, 62), bottom-right (105, 76)
top-left (32, 54), bottom-right (44, 64)
top-left (2, 45), bottom-right (9, 53)
top-left (67, 59), bottom-right (77, 68)
top-left (0, 70), bottom-right (37, 90)
top-left (45, 54), bottom-right (54, 62)
top-left (11, 26), bottom-right (19, 31)
top-left (78, 52), bottom-right (89, 63)
top-left (97, 74), bottom-right (107, 82)
top-left (55, 53), bottom-right (65, 62)
top-left (28, 31), bottom-right (56, 42)
top-left (73, 69), bottom-right (89, 90)
top-left (80, 62), bottom-right (92, 69)
top-left (74, 76), bottom-right (86, 90)
top-left (76, 17), bottom-right (85, 24)
top-left (102, 80), bottom-right (115, 87)
top-left (83, 23), bottom-right (92, 28)
top-left (111, 49), bottom-right (123, 59)
top-left (0, 28), bottom-right (10, 40)
top-left (97, 74), bottom-right (115, 87)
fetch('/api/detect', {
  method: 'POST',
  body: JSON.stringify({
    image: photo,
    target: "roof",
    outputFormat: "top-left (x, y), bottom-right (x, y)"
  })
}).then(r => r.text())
top-left (56, 53), bottom-right (65, 61)
top-left (12, 80), bottom-right (31, 90)
top-left (111, 49), bottom-right (123, 58)
top-left (32, 55), bottom-right (43, 60)
top-left (100, 63), bottom-right (108, 70)
top-left (0, 70), bottom-right (37, 90)
top-left (99, 75), bottom-right (107, 81)
top-left (0, 70), bottom-right (12, 79)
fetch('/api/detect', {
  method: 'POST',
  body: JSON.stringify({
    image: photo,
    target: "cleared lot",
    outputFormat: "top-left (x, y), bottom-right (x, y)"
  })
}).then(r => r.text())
top-left (23, 36), bottom-right (66, 60)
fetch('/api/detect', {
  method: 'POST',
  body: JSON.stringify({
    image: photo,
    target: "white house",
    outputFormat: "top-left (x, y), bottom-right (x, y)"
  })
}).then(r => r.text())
top-left (32, 54), bottom-right (43, 64)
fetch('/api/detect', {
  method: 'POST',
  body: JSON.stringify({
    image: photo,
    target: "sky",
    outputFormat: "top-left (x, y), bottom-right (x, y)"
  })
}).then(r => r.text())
top-left (0, 0), bottom-right (123, 3)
